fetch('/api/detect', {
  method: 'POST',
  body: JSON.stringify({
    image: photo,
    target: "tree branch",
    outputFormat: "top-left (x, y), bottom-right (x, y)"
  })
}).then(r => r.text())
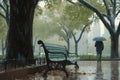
top-left (3, 0), bottom-right (9, 7)
top-left (72, 31), bottom-right (77, 43)
top-left (77, 20), bottom-right (93, 42)
top-left (116, 10), bottom-right (120, 18)
top-left (0, 3), bottom-right (6, 12)
top-left (110, 0), bottom-right (114, 4)
top-left (58, 22), bottom-right (70, 42)
top-left (77, 24), bottom-right (88, 42)
top-left (78, 0), bottom-right (114, 35)
top-left (103, 0), bottom-right (111, 16)
top-left (112, 0), bottom-right (116, 16)
top-left (116, 22), bottom-right (120, 35)
top-left (0, 13), bottom-right (6, 19)
top-left (67, 0), bottom-right (76, 4)
top-left (78, 0), bottom-right (103, 17)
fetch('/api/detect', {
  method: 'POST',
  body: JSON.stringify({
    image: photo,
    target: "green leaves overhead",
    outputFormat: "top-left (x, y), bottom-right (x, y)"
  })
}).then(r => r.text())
top-left (34, 5), bottom-right (42, 16)
top-left (44, 0), bottom-right (62, 10)
top-left (62, 3), bottom-right (93, 30)
top-left (0, 17), bottom-right (7, 39)
top-left (83, 0), bottom-right (105, 13)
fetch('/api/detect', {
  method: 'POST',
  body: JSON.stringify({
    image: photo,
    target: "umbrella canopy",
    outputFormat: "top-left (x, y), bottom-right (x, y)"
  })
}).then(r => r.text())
top-left (93, 37), bottom-right (106, 41)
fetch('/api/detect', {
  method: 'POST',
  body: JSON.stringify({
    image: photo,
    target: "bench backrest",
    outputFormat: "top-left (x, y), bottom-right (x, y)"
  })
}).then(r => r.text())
top-left (38, 40), bottom-right (68, 61)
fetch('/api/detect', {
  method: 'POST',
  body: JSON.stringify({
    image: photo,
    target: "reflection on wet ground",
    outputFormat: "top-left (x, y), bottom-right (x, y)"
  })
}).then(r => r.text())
top-left (17, 61), bottom-right (120, 80)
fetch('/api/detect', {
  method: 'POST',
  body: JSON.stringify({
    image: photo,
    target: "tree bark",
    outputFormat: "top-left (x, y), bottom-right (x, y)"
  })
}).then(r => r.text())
top-left (67, 38), bottom-right (70, 52)
top-left (110, 33), bottom-right (119, 58)
top-left (72, 32), bottom-right (78, 56)
top-left (6, 0), bottom-right (38, 63)
top-left (75, 42), bottom-right (78, 56)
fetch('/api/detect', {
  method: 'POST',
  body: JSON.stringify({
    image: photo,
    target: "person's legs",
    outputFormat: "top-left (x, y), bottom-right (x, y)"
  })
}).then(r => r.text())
top-left (97, 53), bottom-right (99, 61)
top-left (99, 51), bottom-right (102, 61)
top-left (97, 50), bottom-right (101, 61)
top-left (97, 51), bottom-right (100, 61)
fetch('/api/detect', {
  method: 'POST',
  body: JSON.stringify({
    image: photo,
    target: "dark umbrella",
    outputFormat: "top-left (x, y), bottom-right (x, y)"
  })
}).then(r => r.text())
top-left (93, 37), bottom-right (106, 41)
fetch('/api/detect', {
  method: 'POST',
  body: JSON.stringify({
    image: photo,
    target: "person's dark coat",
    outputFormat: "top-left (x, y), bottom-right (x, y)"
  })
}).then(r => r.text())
top-left (95, 41), bottom-right (104, 54)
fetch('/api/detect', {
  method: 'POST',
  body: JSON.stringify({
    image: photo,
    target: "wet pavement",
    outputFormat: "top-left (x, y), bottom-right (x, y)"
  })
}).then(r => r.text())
top-left (16, 61), bottom-right (120, 80)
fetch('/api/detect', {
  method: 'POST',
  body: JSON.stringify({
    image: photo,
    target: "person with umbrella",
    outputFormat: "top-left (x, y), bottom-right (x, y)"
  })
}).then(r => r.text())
top-left (93, 37), bottom-right (105, 61)
top-left (95, 41), bottom-right (104, 61)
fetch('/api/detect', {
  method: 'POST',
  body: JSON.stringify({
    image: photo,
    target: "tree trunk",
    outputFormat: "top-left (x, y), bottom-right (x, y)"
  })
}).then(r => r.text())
top-left (6, 0), bottom-right (38, 63)
top-left (67, 39), bottom-right (70, 52)
top-left (75, 42), bottom-right (78, 57)
top-left (110, 34), bottom-right (119, 58)
top-left (1, 38), bottom-right (5, 56)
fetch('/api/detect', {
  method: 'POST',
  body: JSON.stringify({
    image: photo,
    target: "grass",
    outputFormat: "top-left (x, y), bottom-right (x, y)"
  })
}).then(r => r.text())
top-left (34, 54), bottom-right (45, 59)
top-left (69, 53), bottom-right (111, 60)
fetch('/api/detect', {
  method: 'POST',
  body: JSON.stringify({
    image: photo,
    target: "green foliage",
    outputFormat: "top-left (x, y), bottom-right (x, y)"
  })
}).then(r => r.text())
top-left (84, 0), bottom-right (105, 13)
top-left (33, 0), bottom-right (64, 40)
top-left (34, 5), bottom-right (43, 16)
top-left (33, 15), bottom-right (62, 40)
top-left (0, 17), bottom-right (7, 39)
top-left (61, 2), bottom-right (93, 31)
top-left (44, 0), bottom-right (62, 10)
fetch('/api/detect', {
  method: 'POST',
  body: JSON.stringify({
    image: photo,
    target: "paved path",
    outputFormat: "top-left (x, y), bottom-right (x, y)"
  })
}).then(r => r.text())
top-left (17, 61), bottom-right (120, 80)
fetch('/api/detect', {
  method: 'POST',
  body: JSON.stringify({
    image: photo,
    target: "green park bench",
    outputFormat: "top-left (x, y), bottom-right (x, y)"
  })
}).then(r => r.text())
top-left (37, 40), bottom-right (80, 77)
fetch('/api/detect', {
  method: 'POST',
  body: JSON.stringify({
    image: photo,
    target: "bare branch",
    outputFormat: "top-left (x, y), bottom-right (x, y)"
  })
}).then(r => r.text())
top-left (77, 24), bottom-right (88, 42)
top-left (117, 22), bottom-right (120, 35)
top-left (72, 31), bottom-right (77, 43)
top-left (110, 0), bottom-right (114, 4)
top-left (67, 0), bottom-right (76, 4)
top-left (103, 0), bottom-right (111, 16)
top-left (116, 10), bottom-right (120, 17)
top-left (78, 0), bottom-right (102, 16)
top-left (3, 0), bottom-right (9, 7)
top-left (78, 0), bottom-right (114, 34)
top-left (112, 0), bottom-right (116, 16)
top-left (0, 3), bottom-right (6, 12)
top-left (0, 13), bottom-right (6, 19)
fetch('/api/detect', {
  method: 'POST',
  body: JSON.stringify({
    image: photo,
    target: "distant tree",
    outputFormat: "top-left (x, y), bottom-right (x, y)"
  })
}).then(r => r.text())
top-left (0, 0), bottom-right (10, 27)
top-left (57, 22), bottom-right (72, 52)
top-left (0, 17), bottom-right (7, 56)
top-left (33, 0), bottom-right (64, 40)
top-left (0, 0), bottom-right (9, 56)
top-left (61, 2), bottom-right (93, 56)
top-left (77, 0), bottom-right (120, 58)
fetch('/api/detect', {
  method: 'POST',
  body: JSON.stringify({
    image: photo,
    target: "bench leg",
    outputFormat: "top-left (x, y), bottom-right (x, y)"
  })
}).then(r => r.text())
top-left (74, 62), bottom-right (79, 69)
top-left (66, 60), bottom-right (79, 69)
top-left (42, 69), bottom-right (49, 77)
top-left (63, 68), bottom-right (69, 77)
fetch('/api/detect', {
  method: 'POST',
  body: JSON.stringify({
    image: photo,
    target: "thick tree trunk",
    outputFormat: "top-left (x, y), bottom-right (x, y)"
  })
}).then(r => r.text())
top-left (110, 34), bottom-right (119, 58)
top-left (6, 0), bottom-right (38, 63)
